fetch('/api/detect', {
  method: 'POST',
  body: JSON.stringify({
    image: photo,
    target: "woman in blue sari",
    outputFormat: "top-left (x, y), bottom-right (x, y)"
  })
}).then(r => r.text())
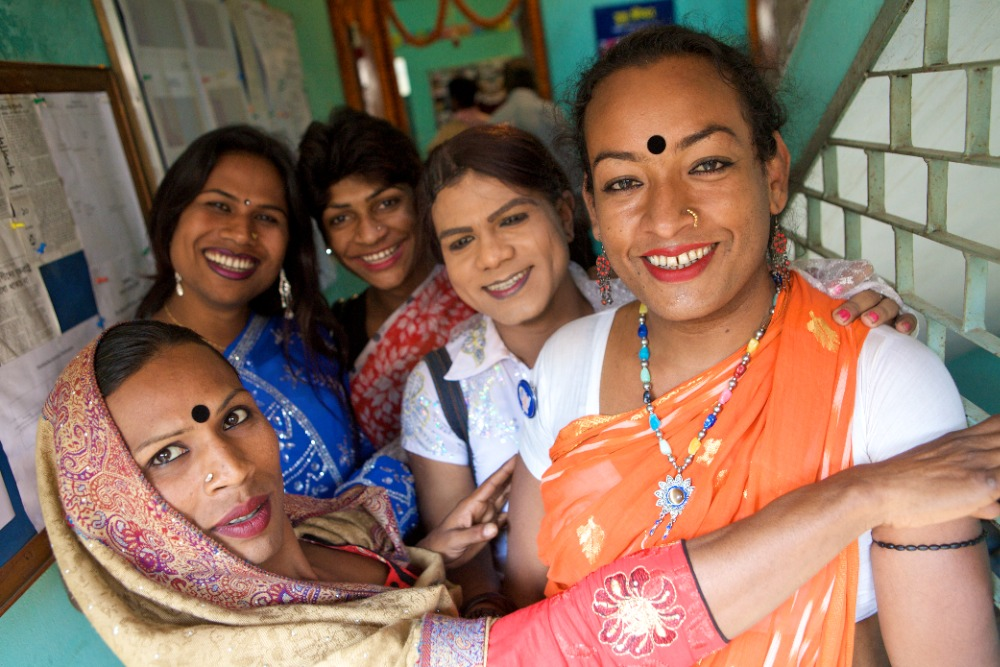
top-left (134, 125), bottom-right (416, 534)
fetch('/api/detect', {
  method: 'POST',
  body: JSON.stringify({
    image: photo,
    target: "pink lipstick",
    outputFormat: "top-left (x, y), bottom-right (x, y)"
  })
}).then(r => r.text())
top-left (212, 495), bottom-right (271, 539)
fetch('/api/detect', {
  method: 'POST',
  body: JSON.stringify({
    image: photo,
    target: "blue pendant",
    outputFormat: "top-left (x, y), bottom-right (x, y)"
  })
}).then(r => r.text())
top-left (517, 379), bottom-right (537, 418)
top-left (642, 474), bottom-right (695, 547)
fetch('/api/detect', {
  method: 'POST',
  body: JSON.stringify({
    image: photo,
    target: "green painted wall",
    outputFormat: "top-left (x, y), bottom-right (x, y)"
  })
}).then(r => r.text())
top-left (0, 0), bottom-right (109, 65)
top-left (268, 0), bottom-right (346, 122)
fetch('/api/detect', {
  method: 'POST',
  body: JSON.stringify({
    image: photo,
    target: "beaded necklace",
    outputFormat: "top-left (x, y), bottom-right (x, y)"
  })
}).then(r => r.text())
top-left (639, 279), bottom-right (780, 546)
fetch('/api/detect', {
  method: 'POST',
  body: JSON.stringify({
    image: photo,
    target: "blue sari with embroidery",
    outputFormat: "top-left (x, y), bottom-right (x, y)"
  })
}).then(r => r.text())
top-left (226, 315), bottom-right (417, 535)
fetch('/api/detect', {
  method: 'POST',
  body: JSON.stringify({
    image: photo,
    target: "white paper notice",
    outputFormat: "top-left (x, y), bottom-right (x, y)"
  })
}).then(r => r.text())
top-left (118, 0), bottom-right (209, 164)
top-left (0, 318), bottom-right (100, 530)
top-left (36, 92), bottom-right (154, 322)
top-left (241, 0), bottom-right (312, 147)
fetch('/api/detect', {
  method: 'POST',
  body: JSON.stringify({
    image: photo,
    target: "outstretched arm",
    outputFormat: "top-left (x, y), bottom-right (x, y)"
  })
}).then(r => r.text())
top-left (492, 416), bottom-right (1000, 665)
top-left (687, 416), bottom-right (1000, 637)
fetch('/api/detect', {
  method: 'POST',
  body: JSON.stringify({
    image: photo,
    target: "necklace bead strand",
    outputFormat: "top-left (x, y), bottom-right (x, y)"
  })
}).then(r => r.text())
top-left (639, 277), bottom-right (781, 544)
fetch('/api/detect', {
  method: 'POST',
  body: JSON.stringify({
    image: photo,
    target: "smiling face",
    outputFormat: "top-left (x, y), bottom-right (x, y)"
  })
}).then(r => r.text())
top-left (321, 174), bottom-right (428, 294)
top-left (105, 342), bottom-right (298, 573)
top-left (431, 171), bottom-right (575, 328)
top-left (169, 152), bottom-right (289, 313)
top-left (583, 55), bottom-right (790, 324)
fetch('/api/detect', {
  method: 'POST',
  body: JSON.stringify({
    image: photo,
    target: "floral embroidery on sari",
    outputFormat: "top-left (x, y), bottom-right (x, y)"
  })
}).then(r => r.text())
top-left (593, 565), bottom-right (685, 658)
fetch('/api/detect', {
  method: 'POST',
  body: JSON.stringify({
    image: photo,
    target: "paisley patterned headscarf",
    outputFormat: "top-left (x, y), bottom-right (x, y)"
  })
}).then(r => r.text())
top-left (36, 329), bottom-right (487, 666)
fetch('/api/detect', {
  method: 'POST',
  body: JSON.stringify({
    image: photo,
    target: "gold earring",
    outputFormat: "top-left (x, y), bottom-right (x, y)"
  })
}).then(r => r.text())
top-left (685, 208), bottom-right (699, 228)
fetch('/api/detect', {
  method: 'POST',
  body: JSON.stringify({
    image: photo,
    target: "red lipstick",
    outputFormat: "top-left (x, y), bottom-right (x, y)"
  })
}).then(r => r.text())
top-left (641, 244), bottom-right (716, 283)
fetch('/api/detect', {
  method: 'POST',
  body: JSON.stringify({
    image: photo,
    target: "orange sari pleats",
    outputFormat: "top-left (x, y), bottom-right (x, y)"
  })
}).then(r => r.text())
top-left (539, 274), bottom-right (868, 666)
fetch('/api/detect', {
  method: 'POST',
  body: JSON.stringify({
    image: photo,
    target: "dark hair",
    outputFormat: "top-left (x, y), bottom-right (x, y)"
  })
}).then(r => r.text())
top-left (447, 77), bottom-right (478, 109)
top-left (418, 124), bottom-right (594, 267)
top-left (572, 25), bottom-right (786, 191)
top-left (297, 107), bottom-right (422, 224)
top-left (95, 321), bottom-right (230, 398)
top-left (503, 58), bottom-right (537, 92)
top-left (134, 124), bottom-right (343, 367)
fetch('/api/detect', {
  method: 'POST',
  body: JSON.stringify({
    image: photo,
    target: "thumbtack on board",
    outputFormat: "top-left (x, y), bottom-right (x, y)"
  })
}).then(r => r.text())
top-left (33, 97), bottom-right (46, 105)
top-left (10, 221), bottom-right (25, 229)
top-left (36, 243), bottom-right (46, 254)
top-left (95, 276), bottom-right (109, 284)
top-left (97, 317), bottom-right (106, 329)
top-left (142, 246), bottom-right (151, 255)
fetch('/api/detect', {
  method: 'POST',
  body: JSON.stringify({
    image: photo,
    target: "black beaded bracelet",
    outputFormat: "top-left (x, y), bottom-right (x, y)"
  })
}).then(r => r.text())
top-left (872, 528), bottom-right (987, 552)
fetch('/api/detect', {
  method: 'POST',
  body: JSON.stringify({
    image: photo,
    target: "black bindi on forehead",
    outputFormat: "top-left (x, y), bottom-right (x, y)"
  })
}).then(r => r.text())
top-left (191, 405), bottom-right (210, 423)
top-left (647, 135), bottom-right (666, 154)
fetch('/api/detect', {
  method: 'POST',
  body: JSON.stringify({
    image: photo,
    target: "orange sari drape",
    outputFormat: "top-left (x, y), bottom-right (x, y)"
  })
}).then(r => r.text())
top-left (538, 274), bottom-right (869, 666)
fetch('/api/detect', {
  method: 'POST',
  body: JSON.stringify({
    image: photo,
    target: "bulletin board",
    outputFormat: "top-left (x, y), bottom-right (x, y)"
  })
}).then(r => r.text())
top-left (0, 62), bottom-right (154, 615)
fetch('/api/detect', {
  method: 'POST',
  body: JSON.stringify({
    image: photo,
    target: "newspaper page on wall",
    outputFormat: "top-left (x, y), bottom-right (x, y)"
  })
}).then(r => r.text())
top-left (0, 91), bottom-right (151, 532)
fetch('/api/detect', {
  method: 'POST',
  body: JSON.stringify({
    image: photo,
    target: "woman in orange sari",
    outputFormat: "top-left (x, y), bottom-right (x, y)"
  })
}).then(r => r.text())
top-left (506, 25), bottom-right (999, 666)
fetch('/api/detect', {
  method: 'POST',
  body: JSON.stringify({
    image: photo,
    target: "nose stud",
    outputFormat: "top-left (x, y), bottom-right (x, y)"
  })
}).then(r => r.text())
top-left (244, 199), bottom-right (252, 207)
top-left (251, 231), bottom-right (259, 241)
top-left (685, 208), bottom-right (699, 228)
top-left (204, 473), bottom-right (214, 484)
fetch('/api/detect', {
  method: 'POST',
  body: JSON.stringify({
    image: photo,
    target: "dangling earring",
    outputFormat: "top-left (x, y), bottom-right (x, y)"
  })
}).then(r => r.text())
top-left (596, 246), bottom-right (613, 306)
top-left (174, 271), bottom-right (184, 297)
top-left (279, 269), bottom-right (293, 319)
top-left (767, 215), bottom-right (791, 286)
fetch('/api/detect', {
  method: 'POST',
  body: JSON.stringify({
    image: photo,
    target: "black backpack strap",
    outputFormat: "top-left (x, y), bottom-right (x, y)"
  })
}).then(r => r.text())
top-left (422, 347), bottom-right (475, 479)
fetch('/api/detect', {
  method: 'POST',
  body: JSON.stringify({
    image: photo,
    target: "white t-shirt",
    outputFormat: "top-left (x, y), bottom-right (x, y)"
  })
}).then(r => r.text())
top-left (520, 308), bottom-right (966, 621)
top-left (400, 264), bottom-right (631, 560)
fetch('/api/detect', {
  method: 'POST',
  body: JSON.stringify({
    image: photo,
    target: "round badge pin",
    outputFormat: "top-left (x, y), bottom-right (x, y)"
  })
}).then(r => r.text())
top-left (517, 379), bottom-right (537, 418)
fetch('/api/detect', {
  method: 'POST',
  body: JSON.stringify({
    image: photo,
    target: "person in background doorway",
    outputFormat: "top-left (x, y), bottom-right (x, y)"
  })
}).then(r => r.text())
top-left (427, 76), bottom-right (490, 153)
top-left (490, 58), bottom-right (580, 191)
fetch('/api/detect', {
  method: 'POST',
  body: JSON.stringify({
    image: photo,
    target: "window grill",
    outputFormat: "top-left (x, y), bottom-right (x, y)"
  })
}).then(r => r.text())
top-left (787, 0), bottom-right (1000, 424)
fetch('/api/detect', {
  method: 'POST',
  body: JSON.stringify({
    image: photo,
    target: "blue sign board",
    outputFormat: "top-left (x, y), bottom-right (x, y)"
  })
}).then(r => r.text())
top-left (594, 1), bottom-right (674, 52)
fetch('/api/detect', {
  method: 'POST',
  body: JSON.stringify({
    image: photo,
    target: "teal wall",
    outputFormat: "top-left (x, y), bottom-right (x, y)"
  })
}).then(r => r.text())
top-left (780, 0), bottom-right (884, 165)
top-left (0, 568), bottom-right (121, 666)
top-left (541, 0), bottom-right (749, 106)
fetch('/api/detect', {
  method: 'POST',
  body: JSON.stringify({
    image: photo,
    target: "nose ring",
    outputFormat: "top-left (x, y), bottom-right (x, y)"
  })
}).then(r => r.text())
top-left (204, 473), bottom-right (214, 484)
top-left (685, 208), bottom-right (699, 228)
